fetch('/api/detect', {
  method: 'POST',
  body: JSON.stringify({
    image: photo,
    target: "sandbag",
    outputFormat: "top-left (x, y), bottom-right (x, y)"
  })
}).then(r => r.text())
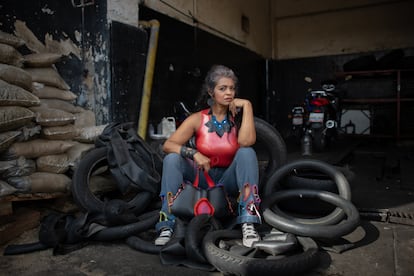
top-left (33, 83), bottom-right (77, 101)
top-left (0, 63), bottom-right (33, 91)
top-left (30, 106), bottom-right (76, 127)
top-left (0, 180), bottom-right (17, 196)
top-left (38, 98), bottom-right (84, 113)
top-left (42, 124), bottom-right (79, 140)
top-left (0, 106), bottom-right (35, 132)
top-left (36, 154), bottom-right (70, 174)
top-left (0, 156), bottom-right (36, 178)
top-left (30, 172), bottom-right (71, 193)
top-left (65, 141), bottom-right (95, 169)
top-left (0, 130), bottom-right (21, 152)
top-left (74, 124), bottom-right (107, 143)
top-left (23, 53), bottom-right (63, 67)
top-left (8, 172), bottom-right (71, 193)
top-left (0, 79), bottom-right (40, 107)
top-left (24, 67), bottom-right (70, 90)
top-left (0, 43), bottom-right (23, 67)
top-left (0, 30), bottom-right (25, 48)
top-left (7, 138), bottom-right (75, 159)
top-left (73, 110), bottom-right (96, 127)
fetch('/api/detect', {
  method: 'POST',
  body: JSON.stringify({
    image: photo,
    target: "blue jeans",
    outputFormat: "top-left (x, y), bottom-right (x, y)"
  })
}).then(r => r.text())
top-left (156, 147), bottom-right (261, 232)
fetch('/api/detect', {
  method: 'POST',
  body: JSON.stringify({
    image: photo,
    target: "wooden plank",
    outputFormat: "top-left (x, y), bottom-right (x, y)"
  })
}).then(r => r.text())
top-left (0, 192), bottom-right (66, 203)
top-left (0, 201), bottom-right (13, 216)
top-left (0, 208), bottom-right (41, 245)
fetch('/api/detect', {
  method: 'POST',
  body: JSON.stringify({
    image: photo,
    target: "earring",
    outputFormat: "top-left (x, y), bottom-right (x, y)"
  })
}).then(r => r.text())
top-left (207, 97), bottom-right (214, 107)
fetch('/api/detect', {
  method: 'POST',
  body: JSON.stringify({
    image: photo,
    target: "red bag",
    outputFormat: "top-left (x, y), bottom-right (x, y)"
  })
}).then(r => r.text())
top-left (169, 169), bottom-right (233, 219)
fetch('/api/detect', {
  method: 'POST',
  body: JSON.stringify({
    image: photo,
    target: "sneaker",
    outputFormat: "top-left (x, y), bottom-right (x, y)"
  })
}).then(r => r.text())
top-left (155, 228), bottom-right (173, 246)
top-left (242, 223), bottom-right (260, 247)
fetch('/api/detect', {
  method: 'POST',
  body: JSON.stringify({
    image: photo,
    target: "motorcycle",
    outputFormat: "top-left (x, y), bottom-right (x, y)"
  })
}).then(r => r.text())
top-left (289, 79), bottom-right (341, 155)
top-left (303, 80), bottom-right (341, 152)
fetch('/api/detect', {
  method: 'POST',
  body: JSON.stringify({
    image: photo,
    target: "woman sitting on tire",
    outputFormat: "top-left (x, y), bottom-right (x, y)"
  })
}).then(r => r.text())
top-left (155, 64), bottom-right (262, 247)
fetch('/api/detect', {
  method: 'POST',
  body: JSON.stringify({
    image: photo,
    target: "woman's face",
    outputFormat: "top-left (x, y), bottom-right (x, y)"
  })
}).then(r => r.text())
top-left (211, 77), bottom-right (236, 106)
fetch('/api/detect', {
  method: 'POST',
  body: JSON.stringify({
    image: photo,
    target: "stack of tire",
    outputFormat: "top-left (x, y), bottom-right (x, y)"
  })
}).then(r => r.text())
top-left (0, 30), bottom-right (103, 197)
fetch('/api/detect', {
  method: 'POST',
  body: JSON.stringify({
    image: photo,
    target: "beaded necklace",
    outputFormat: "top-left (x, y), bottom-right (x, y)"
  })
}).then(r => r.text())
top-left (205, 110), bottom-right (234, 137)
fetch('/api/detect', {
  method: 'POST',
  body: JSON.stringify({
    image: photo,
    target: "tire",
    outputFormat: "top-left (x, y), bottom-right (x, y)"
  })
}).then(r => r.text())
top-left (262, 190), bottom-right (360, 240)
top-left (202, 229), bottom-right (320, 276)
top-left (263, 159), bottom-right (351, 225)
top-left (185, 214), bottom-right (222, 264)
top-left (91, 209), bottom-right (159, 241)
top-left (312, 128), bottom-right (326, 152)
top-left (253, 117), bottom-right (287, 187)
top-left (71, 147), bottom-right (154, 214)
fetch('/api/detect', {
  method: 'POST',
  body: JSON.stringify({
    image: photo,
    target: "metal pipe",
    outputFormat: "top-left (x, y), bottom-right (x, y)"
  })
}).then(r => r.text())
top-left (137, 19), bottom-right (160, 139)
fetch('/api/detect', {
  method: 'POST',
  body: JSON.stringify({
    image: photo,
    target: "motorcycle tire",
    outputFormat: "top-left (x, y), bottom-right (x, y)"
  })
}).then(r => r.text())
top-left (71, 147), bottom-right (154, 214)
top-left (253, 117), bottom-right (287, 187)
top-left (262, 189), bottom-right (360, 240)
top-left (312, 128), bottom-right (327, 152)
top-left (202, 229), bottom-right (320, 276)
top-left (263, 159), bottom-right (351, 225)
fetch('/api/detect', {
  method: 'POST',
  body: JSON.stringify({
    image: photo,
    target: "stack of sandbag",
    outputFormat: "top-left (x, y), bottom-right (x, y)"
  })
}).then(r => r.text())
top-left (0, 30), bottom-right (105, 197)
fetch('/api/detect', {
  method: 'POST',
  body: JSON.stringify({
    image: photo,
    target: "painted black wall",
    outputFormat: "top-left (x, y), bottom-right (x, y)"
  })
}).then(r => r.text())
top-left (138, 6), bottom-right (267, 126)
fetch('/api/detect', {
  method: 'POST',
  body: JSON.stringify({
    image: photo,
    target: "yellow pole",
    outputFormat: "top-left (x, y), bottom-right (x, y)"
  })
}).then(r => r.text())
top-left (138, 19), bottom-right (160, 139)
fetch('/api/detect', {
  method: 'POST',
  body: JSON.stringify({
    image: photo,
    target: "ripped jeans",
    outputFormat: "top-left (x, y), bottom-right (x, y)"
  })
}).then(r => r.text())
top-left (156, 147), bottom-right (261, 232)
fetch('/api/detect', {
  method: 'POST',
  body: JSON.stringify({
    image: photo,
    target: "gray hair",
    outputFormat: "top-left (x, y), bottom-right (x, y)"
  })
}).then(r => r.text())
top-left (201, 65), bottom-right (239, 96)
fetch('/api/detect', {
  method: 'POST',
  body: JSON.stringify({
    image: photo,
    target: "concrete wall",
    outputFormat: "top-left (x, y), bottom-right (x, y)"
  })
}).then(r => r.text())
top-left (273, 0), bottom-right (414, 59)
top-left (141, 0), bottom-right (414, 60)
top-left (141, 0), bottom-right (272, 58)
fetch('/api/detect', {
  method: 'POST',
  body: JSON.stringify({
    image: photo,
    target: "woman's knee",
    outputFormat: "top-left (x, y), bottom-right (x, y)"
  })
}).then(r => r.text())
top-left (235, 147), bottom-right (256, 159)
top-left (163, 153), bottom-right (181, 166)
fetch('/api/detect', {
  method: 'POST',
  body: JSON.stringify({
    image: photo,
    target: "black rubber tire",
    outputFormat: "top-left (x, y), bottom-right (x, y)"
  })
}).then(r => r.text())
top-left (91, 209), bottom-right (159, 241)
top-left (254, 117), bottom-right (287, 187)
top-left (185, 214), bottom-right (222, 264)
top-left (263, 159), bottom-right (351, 225)
top-left (125, 235), bottom-right (161, 255)
top-left (312, 128), bottom-right (326, 152)
top-left (71, 147), bottom-right (153, 214)
top-left (262, 189), bottom-right (360, 239)
top-left (202, 229), bottom-right (320, 276)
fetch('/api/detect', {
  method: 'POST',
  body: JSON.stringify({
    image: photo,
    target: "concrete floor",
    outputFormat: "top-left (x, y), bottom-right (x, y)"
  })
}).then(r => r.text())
top-left (1, 136), bottom-right (414, 276)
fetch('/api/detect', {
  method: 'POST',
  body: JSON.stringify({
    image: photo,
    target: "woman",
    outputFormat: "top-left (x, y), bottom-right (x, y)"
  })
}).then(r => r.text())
top-left (155, 65), bottom-right (261, 247)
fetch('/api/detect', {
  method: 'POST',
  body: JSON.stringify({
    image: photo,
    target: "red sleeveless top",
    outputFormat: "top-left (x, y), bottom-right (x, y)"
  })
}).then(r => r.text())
top-left (195, 109), bottom-right (240, 167)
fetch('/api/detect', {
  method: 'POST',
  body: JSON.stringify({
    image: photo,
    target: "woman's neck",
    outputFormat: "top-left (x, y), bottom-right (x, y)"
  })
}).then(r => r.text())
top-left (210, 104), bottom-right (228, 119)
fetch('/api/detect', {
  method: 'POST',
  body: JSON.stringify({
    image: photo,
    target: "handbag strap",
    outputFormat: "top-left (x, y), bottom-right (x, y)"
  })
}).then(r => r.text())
top-left (193, 169), bottom-right (215, 188)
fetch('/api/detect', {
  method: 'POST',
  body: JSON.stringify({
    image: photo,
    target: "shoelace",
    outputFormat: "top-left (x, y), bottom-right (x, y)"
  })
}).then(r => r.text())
top-left (242, 223), bottom-right (259, 239)
top-left (159, 228), bottom-right (172, 238)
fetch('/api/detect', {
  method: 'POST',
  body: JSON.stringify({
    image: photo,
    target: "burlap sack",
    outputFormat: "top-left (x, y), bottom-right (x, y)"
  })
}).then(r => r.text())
top-left (36, 154), bottom-right (70, 174)
top-left (24, 67), bottom-right (70, 90)
top-left (30, 106), bottom-right (76, 127)
top-left (42, 124), bottom-right (79, 140)
top-left (0, 79), bottom-right (40, 107)
top-left (0, 30), bottom-right (25, 48)
top-left (32, 83), bottom-right (77, 101)
top-left (0, 106), bottom-right (35, 132)
top-left (38, 98), bottom-right (84, 113)
top-left (74, 124), bottom-right (108, 143)
top-left (0, 43), bottom-right (23, 67)
top-left (0, 130), bottom-right (21, 152)
top-left (66, 141), bottom-right (95, 169)
top-left (23, 53), bottom-right (63, 67)
top-left (7, 139), bottom-right (75, 159)
top-left (0, 63), bottom-right (33, 91)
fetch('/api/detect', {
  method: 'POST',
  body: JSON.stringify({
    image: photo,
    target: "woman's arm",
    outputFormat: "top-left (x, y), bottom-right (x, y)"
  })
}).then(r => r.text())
top-left (229, 98), bottom-right (256, 147)
top-left (163, 112), bottom-right (199, 154)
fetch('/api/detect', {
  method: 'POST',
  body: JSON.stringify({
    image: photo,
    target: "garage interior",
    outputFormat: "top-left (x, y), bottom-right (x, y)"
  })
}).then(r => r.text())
top-left (0, 1), bottom-right (414, 275)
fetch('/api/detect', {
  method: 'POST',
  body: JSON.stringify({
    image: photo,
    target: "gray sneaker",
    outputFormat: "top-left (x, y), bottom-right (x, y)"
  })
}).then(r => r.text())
top-left (155, 228), bottom-right (173, 246)
top-left (242, 223), bottom-right (260, 247)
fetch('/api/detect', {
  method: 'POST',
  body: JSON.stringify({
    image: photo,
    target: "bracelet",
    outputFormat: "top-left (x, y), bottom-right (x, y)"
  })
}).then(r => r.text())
top-left (180, 146), bottom-right (198, 160)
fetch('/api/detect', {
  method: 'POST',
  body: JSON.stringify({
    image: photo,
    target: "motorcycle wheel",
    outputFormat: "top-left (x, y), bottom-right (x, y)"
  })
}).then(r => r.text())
top-left (312, 128), bottom-right (327, 152)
